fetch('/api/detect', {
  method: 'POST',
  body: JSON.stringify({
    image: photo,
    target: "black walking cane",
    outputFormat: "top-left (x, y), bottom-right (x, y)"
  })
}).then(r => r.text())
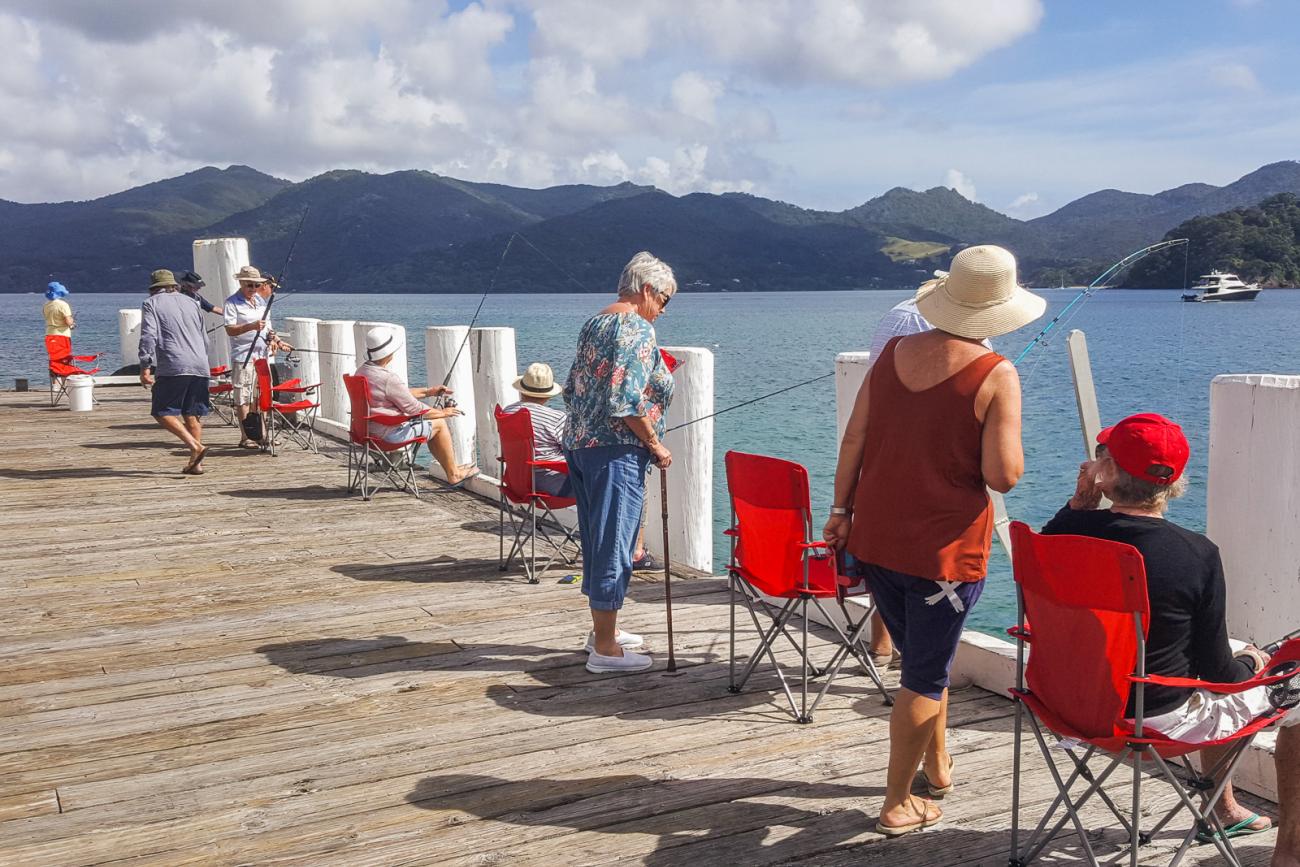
top-left (660, 467), bottom-right (678, 673)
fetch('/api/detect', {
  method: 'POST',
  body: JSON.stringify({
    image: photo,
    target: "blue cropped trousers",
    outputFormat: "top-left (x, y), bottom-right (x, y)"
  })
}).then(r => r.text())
top-left (565, 444), bottom-right (651, 611)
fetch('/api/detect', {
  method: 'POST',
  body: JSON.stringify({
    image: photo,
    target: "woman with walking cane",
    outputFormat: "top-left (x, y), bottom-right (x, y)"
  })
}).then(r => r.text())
top-left (562, 251), bottom-right (677, 675)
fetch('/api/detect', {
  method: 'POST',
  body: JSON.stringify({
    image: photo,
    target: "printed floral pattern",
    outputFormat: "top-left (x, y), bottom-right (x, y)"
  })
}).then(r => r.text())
top-left (563, 312), bottom-right (674, 450)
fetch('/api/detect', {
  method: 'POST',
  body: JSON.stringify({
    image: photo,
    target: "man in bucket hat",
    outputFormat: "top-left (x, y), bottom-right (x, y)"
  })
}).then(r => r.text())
top-left (1043, 412), bottom-right (1283, 844)
top-left (138, 269), bottom-right (211, 474)
top-left (223, 266), bottom-right (290, 447)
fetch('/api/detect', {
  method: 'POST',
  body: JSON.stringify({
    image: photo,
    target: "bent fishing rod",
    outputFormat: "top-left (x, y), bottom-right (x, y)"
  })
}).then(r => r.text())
top-left (236, 207), bottom-right (310, 375)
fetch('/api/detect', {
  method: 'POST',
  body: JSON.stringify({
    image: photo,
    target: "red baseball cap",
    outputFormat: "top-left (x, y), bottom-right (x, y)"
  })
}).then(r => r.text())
top-left (1096, 413), bottom-right (1189, 485)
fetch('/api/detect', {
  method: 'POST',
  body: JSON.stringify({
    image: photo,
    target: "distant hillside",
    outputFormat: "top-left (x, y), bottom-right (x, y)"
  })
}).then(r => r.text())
top-left (1126, 193), bottom-right (1300, 288)
top-left (3, 159), bottom-right (1300, 293)
top-left (0, 165), bottom-right (288, 292)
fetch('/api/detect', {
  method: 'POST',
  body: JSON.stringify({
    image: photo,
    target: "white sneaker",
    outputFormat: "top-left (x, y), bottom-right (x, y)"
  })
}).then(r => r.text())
top-left (583, 629), bottom-right (644, 653)
top-left (586, 649), bottom-right (654, 673)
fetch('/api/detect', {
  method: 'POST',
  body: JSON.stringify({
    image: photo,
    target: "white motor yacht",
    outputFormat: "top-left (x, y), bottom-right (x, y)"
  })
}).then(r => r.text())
top-left (1181, 271), bottom-right (1261, 302)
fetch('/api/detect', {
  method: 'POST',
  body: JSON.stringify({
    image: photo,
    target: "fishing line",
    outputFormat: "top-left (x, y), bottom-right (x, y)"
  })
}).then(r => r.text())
top-left (512, 232), bottom-right (595, 293)
top-left (237, 207), bottom-right (311, 374)
top-left (664, 372), bottom-right (834, 433)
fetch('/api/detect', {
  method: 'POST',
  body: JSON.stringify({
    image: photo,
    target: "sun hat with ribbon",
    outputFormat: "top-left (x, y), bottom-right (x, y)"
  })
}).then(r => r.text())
top-left (914, 245), bottom-right (1046, 340)
top-left (149, 269), bottom-right (178, 290)
top-left (364, 325), bottom-right (404, 362)
top-left (44, 281), bottom-right (69, 301)
top-left (234, 265), bottom-right (269, 284)
top-left (513, 362), bottom-right (563, 399)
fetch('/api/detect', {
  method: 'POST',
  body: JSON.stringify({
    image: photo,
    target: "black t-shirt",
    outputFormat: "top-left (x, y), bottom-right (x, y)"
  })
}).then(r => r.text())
top-left (1041, 506), bottom-right (1253, 717)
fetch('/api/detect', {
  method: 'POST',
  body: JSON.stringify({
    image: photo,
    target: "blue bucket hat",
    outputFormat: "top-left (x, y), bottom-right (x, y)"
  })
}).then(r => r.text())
top-left (45, 281), bottom-right (69, 301)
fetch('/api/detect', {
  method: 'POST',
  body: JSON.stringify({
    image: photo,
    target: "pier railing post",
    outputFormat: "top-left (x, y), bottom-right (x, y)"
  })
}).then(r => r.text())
top-left (315, 321), bottom-right (357, 432)
top-left (118, 309), bottom-right (142, 370)
top-left (1207, 374), bottom-right (1300, 645)
top-left (354, 321), bottom-right (409, 384)
top-left (471, 327), bottom-right (518, 476)
top-left (643, 346), bottom-right (714, 573)
top-left (192, 238), bottom-right (249, 371)
top-left (425, 326), bottom-right (478, 470)
top-left (834, 351), bottom-right (872, 445)
top-left (283, 317), bottom-right (321, 393)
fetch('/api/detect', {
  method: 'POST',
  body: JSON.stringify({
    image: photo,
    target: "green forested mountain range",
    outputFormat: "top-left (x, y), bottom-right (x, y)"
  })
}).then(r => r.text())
top-left (1127, 193), bottom-right (1300, 288)
top-left (2, 161), bottom-right (1298, 293)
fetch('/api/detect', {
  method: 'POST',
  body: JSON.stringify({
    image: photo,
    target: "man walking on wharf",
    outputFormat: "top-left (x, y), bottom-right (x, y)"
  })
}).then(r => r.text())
top-left (138, 269), bottom-right (211, 474)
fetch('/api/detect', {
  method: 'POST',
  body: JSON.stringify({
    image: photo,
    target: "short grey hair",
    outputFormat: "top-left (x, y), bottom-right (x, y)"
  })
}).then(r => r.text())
top-left (617, 251), bottom-right (676, 299)
top-left (1105, 453), bottom-right (1188, 513)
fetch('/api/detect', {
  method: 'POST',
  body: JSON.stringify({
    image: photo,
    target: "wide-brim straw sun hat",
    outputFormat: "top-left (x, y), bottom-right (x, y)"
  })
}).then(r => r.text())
top-left (914, 245), bottom-right (1046, 340)
top-left (364, 325), bottom-right (405, 362)
top-left (513, 362), bottom-right (563, 398)
top-left (235, 265), bottom-right (268, 284)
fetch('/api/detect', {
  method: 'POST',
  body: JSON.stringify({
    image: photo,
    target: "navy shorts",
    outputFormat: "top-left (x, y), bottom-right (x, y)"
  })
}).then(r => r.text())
top-left (151, 375), bottom-right (211, 418)
top-left (863, 562), bottom-right (984, 700)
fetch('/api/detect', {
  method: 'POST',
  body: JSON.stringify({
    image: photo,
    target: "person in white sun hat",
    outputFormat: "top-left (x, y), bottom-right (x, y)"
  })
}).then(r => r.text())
top-left (356, 326), bottom-right (478, 488)
top-left (825, 244), bottom-right (1045, 837)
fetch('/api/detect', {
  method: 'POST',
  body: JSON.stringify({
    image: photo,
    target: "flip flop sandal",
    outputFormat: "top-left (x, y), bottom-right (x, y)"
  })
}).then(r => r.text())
top-left (181, 465), bottom-right (205, 476)
top-left (238, 439), bottom-right (260, 449)
top-left (875, 797), bottom-right (942, 837)
top-left (184, 446), bottom-right (208, 473)
top-left (436, 469), bottom-right (481, 491)
top-left (1195, 813), bottom-right (1271, 843)
top-left (918, 754), bottom-right (955, 797)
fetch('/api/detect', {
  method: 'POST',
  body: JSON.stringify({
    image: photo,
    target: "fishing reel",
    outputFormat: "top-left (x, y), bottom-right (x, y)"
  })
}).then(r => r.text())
top-left (1267, 660), bottom-right (1300, 712)
top-left (430, 393), bottom-right (458, 410)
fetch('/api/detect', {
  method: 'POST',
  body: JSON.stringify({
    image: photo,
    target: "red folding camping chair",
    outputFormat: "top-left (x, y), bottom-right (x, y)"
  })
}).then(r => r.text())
top-left (343, 373), bottom-right (428, 500)
top-left (725, 450), bottom-right (892, 723)
top-left (253, 358), bottom-right (320, 456)
top-left (494, 405), bottom-right (580, 584)
top-left (208, 365), bottom-right (236, 426)
top-left (44, 335), bottom-right (100, 406)
top-left (1007, 521), bottom-right (1300, 867)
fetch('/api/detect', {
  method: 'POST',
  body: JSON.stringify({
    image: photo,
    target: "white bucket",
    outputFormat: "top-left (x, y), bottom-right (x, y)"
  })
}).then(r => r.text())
top-left (67, 374), bottom-right (94, 412)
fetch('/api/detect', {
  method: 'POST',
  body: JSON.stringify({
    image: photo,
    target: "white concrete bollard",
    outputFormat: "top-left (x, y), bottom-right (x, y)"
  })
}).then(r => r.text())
top-left (192, 238), bottom-right (249, 371)
top-left (282, 318), bottom-right (321, 390)
top-left (316, 321), bottom-right (357, 429)
top-left (470, 327), bottom-right (519, 472)
top-left (354, 321), bottom-right (408, 384)
top-left (834, 351), bottom-right (872, 445)
top-left (425, 326), bottom-right (478, 468)
top-left (642, 346), bottom-right (714, 573)
top-left (118, 309), bottom-right (141, 368)
top-left (1207, 374), bottom-right (1300, 645)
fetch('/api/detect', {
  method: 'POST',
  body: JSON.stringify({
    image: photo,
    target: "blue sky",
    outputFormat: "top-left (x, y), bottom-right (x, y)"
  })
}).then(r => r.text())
top-left (0, 0), bottom-right (1294, 216)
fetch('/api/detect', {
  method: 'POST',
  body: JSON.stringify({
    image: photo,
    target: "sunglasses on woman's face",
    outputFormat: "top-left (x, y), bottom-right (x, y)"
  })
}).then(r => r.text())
top-left (657, 292), bottom-right (671, 311)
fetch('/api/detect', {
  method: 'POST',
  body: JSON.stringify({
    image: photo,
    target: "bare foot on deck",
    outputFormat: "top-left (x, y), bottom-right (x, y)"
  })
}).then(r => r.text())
top-left (444, 465), bottom-right (480, 487)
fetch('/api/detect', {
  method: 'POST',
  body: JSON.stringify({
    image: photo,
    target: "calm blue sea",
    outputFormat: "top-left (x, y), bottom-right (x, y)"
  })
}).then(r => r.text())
top-left (6, 289), bottom-right (1299, 635)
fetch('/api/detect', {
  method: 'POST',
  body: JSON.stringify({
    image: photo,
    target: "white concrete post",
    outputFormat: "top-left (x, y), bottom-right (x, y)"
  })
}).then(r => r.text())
top-left (316, 321), bottom-right (357, 429)
top-left (354, 321), bottom-right (409, 385)
top-left (425, 326), bottom-right (478, 469)
top-left (282, 317), bottom-right (321, 389)
top-left (834, 351), bottom-right (872, 445)
top-left (118, 309), bottom-right (141, 368)
top-left (192, 238), bottom-right (249, 371)
top-left (1207, 374), bottom-right (1300, 645)
top-left (643, 346), bottom-right (714, 573)
top-left (470, 327), bottom-right (519, 471)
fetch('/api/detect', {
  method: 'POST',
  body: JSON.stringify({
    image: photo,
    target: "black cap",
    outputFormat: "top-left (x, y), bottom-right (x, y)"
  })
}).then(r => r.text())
top-left (178, 270), bottom-right (204, 287)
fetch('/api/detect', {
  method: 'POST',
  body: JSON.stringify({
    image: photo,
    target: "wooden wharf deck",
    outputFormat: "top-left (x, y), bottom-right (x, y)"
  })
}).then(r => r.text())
top-left (0, 391), bottom-right (1281, 866)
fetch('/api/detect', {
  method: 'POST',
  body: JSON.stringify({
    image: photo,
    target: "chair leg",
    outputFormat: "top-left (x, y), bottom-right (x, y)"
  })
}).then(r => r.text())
top-left (728, 572), bottom-right (738, 693)
top-left (799, 596), bottom-right (811, 723)
top-left (1130, 749), bottom-right (1142, 867)
top-left (1011, 699), bottom-right (1024, 866)
top-left (528, 501), bottom-right (539, 584)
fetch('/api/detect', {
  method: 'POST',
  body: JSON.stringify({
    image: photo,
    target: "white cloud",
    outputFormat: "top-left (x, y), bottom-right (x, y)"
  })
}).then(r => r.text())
top-left (1210, 62), bottom-right (1260, 92)
top-left (670, 72), bottom-right (724, 125)
top-left (945, 169), bottom-right (977, 201)
top-left (1008, 192), bottom-right (1039, 211)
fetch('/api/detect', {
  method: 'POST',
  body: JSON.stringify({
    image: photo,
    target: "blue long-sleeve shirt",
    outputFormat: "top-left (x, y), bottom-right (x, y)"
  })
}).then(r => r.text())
top-left (138, 291), bottom-right (209, 377)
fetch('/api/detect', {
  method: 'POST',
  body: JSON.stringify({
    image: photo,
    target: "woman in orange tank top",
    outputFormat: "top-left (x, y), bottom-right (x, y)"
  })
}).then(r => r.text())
top-left (824, 246), bottom-right (1045, 837)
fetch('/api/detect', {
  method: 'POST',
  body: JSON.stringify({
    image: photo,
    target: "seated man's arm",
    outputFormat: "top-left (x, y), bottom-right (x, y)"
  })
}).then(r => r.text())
top-left (1191, 549), bottom-right (1255, 684)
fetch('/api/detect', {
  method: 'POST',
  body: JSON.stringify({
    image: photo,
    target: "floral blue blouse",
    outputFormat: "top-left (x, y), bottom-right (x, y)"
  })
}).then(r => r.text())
top-left (562, 312), bottom-right (675, 450)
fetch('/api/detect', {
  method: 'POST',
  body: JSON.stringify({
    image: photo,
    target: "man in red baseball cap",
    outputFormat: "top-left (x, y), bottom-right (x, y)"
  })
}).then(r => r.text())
top-left (1042, 412), bottom-right (1278, 843)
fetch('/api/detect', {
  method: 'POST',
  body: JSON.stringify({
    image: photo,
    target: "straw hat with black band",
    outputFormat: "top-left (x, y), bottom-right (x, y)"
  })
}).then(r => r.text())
top-left (915, 245), bottom-right (1046, 340)
top-left (513, 362), bottom-right (563, 399)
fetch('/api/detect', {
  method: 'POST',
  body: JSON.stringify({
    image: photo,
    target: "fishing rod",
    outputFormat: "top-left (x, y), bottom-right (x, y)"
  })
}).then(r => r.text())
top-left (237, 206), bottom-right (310, 374)
top-left (664, 372), bottom-right (834, 433)
top-left (429, 232), bottom-right (517, 408)
top-left (1011, 238), bottom-right (1189, 366)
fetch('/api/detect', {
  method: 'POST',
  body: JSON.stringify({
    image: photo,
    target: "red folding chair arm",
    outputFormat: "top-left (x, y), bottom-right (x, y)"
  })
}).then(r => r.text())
top-left (797, 541), bottom-right (832, 550)
top-left (210, 365), bottom-right (230, 376)
top-left (1007, 626), bottom-right (1032, 641)
top-left (1132, 636), bottom-right (1300, 694)
top-left (526, 460), bottom-right (570, 474)
top-left (368, 411), bottom-right (428, 426)
top-left (73, 354), bottom-right (99, 362)
top-left (272, 382), bottom-right (320, 395)
top-left (275, 377), bottom-right (303, 389)
top-left (723, 527), bottom-right (738, 537)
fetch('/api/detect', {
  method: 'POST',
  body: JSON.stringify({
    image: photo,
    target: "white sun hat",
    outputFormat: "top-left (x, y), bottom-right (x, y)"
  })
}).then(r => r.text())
top-left (364, 325), bottom-right (405, 362)
top-left (512, 362), bottom-right (563, 399)
top-left (914, 245), bottom-right (1047, 339)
